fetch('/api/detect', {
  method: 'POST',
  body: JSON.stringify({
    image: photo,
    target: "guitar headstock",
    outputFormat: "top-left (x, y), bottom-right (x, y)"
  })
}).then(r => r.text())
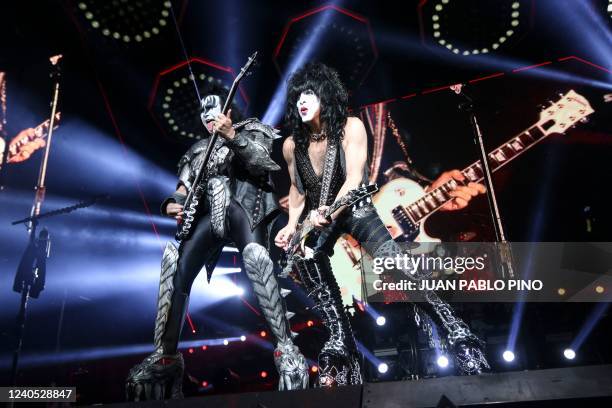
top-left (537, 90), bottom-right (594, 136)
top-left (338, 184), bottom-right (379, 208)
top-left (235, 51), bottom-right (258, 82)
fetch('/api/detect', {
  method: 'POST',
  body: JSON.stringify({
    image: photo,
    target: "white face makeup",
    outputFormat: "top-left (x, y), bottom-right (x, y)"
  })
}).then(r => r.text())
top-left (296, 90), bottom-right (320, 123)
top-left (200, 95), bottom-right (222, 134)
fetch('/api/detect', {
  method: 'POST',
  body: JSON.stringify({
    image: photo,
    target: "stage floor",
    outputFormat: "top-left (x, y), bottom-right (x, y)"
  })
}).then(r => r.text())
top-left (100, 364), bottom-right (612, 407)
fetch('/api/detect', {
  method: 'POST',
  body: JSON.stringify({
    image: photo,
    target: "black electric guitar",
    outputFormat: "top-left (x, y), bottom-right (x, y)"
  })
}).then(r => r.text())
top-left (283, 183), bottom-right (378, 274)
top-left (176, 52), bottom-right (258, 241)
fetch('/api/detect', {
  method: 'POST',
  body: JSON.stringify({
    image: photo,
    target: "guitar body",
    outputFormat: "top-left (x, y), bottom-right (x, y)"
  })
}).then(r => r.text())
top-left (372, 177), bottom-right (441, 243)
top-left (330, 89), bottom-right (595, 307)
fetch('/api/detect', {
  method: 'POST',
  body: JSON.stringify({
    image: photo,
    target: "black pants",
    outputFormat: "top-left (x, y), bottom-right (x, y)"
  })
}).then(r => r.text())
top-left (310, 205), bottom-right (390, 257)
top-left (161, 200), bottom-right (267, 352)
top-left (176, 200), bottom-right (266, 293)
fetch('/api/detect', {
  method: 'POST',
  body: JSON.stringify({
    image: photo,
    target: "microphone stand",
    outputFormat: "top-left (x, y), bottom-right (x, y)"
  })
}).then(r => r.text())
top-left (451, 84), bottom-right (515, 279)
top-left (9, 55), bottom-right (62, 387)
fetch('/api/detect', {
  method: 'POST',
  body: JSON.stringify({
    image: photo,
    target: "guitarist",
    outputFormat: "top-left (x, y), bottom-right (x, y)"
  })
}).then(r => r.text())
top-left (126, 83), bottom-right (308, 400)
top-left (274, 62), bottom-right (489, 386)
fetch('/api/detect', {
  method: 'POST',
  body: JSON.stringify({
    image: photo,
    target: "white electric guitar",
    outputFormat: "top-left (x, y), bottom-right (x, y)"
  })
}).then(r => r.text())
top-left (332, 90), bottom-right (594, 307)
top-left (373, 90), bottom-right (594, 243)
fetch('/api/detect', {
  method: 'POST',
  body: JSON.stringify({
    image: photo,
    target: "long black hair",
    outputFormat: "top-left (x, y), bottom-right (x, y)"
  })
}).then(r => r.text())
top-left (284, 62), bottom-right (349, 149)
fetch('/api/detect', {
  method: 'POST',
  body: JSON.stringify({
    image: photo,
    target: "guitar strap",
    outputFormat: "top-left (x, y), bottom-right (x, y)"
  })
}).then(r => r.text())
top-left (318, 137), bottom-right (338, 208)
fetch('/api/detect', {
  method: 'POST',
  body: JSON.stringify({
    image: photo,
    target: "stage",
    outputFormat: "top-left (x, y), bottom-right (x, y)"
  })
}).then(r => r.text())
top-left (100, 365), bottom-right (612, 407)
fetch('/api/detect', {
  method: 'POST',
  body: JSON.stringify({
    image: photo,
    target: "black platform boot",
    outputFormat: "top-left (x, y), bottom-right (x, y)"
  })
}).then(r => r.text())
top-left (295, 253), bottom-right (362, 387)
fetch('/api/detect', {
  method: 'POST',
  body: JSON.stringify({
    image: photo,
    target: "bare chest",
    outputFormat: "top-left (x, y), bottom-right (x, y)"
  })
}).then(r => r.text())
top-left (306, 140), bottom-right (328, 177)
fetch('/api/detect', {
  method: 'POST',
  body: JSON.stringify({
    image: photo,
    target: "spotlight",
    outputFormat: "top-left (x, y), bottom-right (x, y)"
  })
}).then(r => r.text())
top-left (201, 381), bottom-right (208, 387)
top-left (563, 348), bottom-right (576, 360)
top-left (503, 350), bottom-right (515, 362)
top-left (376, 316), bottom-right (386, 326)
top-left (437, 355), bottom-right (449, 368)
top-left (236, 286), bottom-right (245, 296)
top-left (307, 320), bottom-right (314, 327)
top-left (260, 371), bottom-right (268, 378)
top-left (188, 348), bottom-right (194, 354)
top-left (311, 366), bottom-right (318, 373)
top-left (240, 335), bottom-right (246, 342)
top-left (377, 363), bottom-right (389, 374)
top-left (201, 345), bottom-right (208, 351)
top-left (223, 339), bottom-right (229, 346)
top-left (260, 330), bottom-right (267, 337)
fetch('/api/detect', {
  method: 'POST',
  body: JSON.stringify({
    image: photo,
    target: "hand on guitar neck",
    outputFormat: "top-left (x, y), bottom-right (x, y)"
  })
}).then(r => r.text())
top-left (426, 169), bottom-right (486, 211)
top-left (308, 205), bottom-right (332, 229)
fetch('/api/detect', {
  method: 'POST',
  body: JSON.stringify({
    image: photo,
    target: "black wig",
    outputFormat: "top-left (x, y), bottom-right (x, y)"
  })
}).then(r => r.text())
top-left (284, 62), bottom-right (349, 149)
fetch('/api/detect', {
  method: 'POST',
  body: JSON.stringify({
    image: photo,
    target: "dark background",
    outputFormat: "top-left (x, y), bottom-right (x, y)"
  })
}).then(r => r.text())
top-left (0, 0), bottom-right (611, 404)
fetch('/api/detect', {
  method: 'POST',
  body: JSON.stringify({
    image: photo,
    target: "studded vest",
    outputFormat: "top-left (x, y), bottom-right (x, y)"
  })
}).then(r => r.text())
top-left (294, 138), bottom-right (345, 214)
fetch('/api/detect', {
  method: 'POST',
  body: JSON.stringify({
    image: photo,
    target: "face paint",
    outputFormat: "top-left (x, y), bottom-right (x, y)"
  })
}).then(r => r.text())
top-left (296, 90), bottom-right (320, 123)
top-left (200, 95), bottom-right (222, 134)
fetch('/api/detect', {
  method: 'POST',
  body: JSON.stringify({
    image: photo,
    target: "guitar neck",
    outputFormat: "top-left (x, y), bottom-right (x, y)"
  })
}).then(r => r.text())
top-left (405, 122), bottom-right (553, 223)
top-left (8, 113), bottom-right (61, 157)
top-left (188, 79), bottom-right (242, 195)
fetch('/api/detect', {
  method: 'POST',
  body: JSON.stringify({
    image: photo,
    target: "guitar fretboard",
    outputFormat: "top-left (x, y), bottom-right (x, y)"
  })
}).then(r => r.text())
top-left (8, 112), bottom-right (61, 158)
top-left (399, 123), bottom-right (549, 223)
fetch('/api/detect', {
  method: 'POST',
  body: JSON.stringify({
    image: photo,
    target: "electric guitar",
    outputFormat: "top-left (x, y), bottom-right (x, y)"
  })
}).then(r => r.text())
top-left (176, 52), bottom-right (257, 242)
top-left (283, 183), bottom-right (379, 274)
top-left (7, 112), bottom-right (61, 163)
top-left (373, 90), bottom-right (594, 243)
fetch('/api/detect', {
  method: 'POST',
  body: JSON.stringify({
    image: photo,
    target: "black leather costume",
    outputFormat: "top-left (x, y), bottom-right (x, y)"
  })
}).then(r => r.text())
top-left (126, 117), bottom-right (308, 400)
top-left (291, 135), bottom-right (489, 387)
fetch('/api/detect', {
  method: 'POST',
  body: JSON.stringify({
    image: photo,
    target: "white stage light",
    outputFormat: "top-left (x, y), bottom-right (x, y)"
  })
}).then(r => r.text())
top-left (437, 355), bottom-right (449, 368)
top-left (240, 335), bottom-right (246, 342)
top-left (563, 348), bottom-right (576, 360)
top-left (377, 363), bottom-right (389, 373)
top-left (376, 316), bottom-right (386, 326)
top-left (503, 350), bottom-right (515, 362)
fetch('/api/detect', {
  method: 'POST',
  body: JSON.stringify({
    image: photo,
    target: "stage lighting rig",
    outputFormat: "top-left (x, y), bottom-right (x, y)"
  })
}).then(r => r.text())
top-left (149, 59), bottom-right (248, 142)
top-left (273, 5), bottom-right (378, 90)
top-left (418, 0), bottom-right (533, 56)
top-left (76, 0), bottom-right (178, 43)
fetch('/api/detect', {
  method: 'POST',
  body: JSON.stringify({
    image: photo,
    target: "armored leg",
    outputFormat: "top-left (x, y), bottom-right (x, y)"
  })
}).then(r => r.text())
top-left (295, 252), bottom-right (362, 387)
top-left (126, 242), bottom-right (185, 400)
top-left (242, 243), bottom-right (308, 390)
